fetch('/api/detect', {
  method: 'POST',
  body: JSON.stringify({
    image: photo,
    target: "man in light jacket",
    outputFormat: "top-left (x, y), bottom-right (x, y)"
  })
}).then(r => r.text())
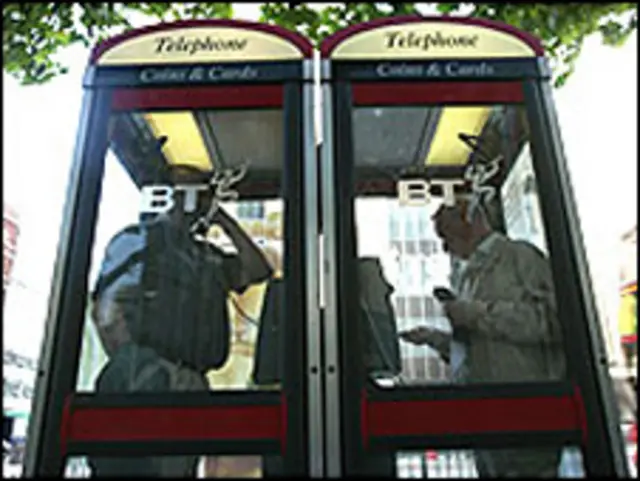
top-left (402, 198), bottom-right (566, 477)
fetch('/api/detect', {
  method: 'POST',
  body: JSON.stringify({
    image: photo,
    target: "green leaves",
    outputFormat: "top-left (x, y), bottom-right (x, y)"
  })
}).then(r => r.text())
top-left (447, 3), bottom-right (637, 87)
top-left (259, 3), bottom-right (324, 40)
top-left (3, 3), bottom-right (78, 84)
top-left (436, 4), bottom-right (463, 15)
top-left (2, 2), bottom-right (637, 87)
top-left (2, 3), bottom-right (233, 85)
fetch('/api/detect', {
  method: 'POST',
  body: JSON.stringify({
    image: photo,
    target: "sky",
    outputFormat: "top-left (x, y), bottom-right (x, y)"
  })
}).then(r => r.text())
top-left (2, 6), bottom-right (638, 363)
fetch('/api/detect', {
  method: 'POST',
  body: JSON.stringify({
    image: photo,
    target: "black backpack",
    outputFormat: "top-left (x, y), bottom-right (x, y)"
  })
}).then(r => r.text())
top-left (93, 215), bottom-right (231, 373)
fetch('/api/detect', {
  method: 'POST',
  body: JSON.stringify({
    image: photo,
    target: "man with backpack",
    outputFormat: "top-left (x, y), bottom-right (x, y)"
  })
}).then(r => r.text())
top-left (88, 164), bottom-right (273, 477)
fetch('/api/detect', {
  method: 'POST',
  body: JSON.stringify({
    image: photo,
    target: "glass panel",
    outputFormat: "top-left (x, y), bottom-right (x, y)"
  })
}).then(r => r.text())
top-left (353, 104), bottom-right (569, 387)
top-left (353, 108), bottom-right (437, 168)
top-left (406, 214), bottom-right (417, 240)
top-left (64, 454), bottom-right (282, 478)
top-left (394, 446), bottom-right (586, 478)
top-left (132, 110), bottom-right (284, 173)
top-left (76, 106), bottom-right (286, 395)
top-left (500, 144), bottom-right (548, 254)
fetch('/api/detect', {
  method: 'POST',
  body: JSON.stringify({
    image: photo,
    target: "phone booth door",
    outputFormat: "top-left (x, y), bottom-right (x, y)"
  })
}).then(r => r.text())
top-left (319, 16), bottom-right (629, 478)
top-left (24, 20), bottom-right (314, 478)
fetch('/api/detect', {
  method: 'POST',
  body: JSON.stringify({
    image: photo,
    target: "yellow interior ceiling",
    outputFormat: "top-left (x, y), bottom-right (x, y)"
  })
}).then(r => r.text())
top-left (143, 112), bottom-right (212, 171)
top-left (424, 106), bottom-right (491, 166)
top-left (141, 107), bottom-right (490, 172)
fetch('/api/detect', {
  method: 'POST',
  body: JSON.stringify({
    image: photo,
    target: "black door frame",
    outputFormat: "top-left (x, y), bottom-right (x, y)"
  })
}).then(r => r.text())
top-left (324, 58), bottom-right (629, 477)
top-left (24, 55), bottom-right (311, 479)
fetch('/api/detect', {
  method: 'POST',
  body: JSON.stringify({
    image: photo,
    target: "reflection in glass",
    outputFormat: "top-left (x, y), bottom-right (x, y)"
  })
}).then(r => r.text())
top-left (65, 455), bottom-right (268, 478)
top-left (353, 107), bottom-right (439, 168)
top-left (78, 107), bottom-right (286, 397)
top-left (359, 257), bottom-right (402, 381)
top-left (251, 256), bottom-right (404, 386)
top-left (76, 111), bottom-right (288, 481)
top-left (395, 447), bottom-right (586, 478)
top-left (353, 104), bottom-right (567, 390)
top-left (501, 144), bottom-right (548, 255)
top-left (353, 103), bottom-right (572, 478)
top-left (73, 106), bottom-right (288, 477)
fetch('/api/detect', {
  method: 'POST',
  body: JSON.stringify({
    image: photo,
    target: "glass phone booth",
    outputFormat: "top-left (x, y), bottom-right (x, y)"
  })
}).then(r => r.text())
top-left (318, 16), bottom-right (630, 478)
top-left (22, 15), bottom-right (631, 479)
top-left (23, 19), bottom-right (314, 478)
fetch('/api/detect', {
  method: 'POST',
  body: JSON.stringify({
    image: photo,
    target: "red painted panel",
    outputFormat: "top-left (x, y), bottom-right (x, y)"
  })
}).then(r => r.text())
top-left (112, 85), bottom-right (283, 111)
top-left (280, 393), bottom-right (288, 454)
top-left (64, 404), bottom-right (282, 444)
top-left (364, 394), bottom-right (582, 438)
top-left (352, 81), bottom-right (524, 106)
top-left (573, 385), bottom-right (589, 444)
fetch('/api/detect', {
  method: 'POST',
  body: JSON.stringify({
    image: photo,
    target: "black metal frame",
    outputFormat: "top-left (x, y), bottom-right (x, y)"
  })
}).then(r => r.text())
top-left (280, 81), bottom-right (308, 476)
top-left (332, 58), bottom-right (548, 82)
top-left (329, 64), bottom-right (629, 477)
top-left (332, 81), bottom-right (365, 476)
top-left (66, 439), bottom-right (279, 458)
top-left (369, 432), bottom-right (580, 453)
top-left (24, 66), bottom-right (309, 476)
top-left (85, 61), bottom-right (303, 88)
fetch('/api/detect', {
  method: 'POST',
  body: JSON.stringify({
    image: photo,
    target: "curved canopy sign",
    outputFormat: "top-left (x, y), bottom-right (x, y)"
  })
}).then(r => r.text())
top-left (322, 16), bottom-right (542, 60)
top-left (91, 20), bottom-right (312, 66)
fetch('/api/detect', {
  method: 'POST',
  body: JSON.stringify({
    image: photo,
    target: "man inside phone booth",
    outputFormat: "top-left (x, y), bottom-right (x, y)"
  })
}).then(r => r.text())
top-left (400, 196), bottom-right (566, 477)
top-left (89, 159), bottom-right (272, 477)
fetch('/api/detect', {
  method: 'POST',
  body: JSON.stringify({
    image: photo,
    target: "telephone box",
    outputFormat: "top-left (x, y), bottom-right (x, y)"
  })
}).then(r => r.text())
top-left (23, 15), bottom-right (631, 479)
top-left (23, 19), bottom-right (314, 478)
top-left (318, 15), bottom-right (629, 477)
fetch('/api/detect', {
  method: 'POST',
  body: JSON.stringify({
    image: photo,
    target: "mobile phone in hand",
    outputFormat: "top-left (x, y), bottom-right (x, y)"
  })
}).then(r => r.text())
top-left (433, 286), bottom-right (456, 302)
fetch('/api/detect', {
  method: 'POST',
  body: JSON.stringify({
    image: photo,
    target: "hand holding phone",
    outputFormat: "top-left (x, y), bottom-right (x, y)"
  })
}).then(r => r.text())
top-left (398, 327), bottom-right (433, 346)
top-left (399, 327), bottom-right (451, 360)
top-left (433, 286), bottom-right (456, 302)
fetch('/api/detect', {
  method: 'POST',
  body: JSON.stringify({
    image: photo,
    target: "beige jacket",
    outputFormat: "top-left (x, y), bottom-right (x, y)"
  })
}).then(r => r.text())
top-left (451, 232), bottom-right (566, 384)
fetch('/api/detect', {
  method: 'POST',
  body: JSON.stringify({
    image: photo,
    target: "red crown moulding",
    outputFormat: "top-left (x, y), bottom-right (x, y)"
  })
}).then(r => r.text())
top-left (320, 15), bottom-right (545, 58)
top-left (90, 18), bottom-right (314, 64)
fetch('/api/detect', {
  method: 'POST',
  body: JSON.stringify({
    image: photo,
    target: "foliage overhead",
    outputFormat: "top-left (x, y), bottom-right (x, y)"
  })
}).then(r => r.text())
top-left (3, 2), bottom-right (637, 87)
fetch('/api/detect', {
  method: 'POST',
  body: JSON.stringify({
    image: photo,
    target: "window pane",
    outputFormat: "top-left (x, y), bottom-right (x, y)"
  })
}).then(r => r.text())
top-left (405, 240), bottom-right (417, 255)
top-left (76, 106), bottom-right (287, 395)
top-left (65, 454), bottom-right (279, 478)
top-left (394, 446), bottom-right (586, 478)
top-left (352, 104), bottom-right (569, 388)
top-left (395, 296), bottom-right (407, 318)
top-left (405, 213), bottom-right (417, 240)
top-left (500, 144), bottom-right (548, 254)
top-left (390, 212), bottom-right (400, 239)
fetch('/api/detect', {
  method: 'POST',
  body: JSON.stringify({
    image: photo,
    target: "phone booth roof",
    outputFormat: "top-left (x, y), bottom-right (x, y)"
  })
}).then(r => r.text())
top-left (86, 19), bottom-right (314, 198)
top-left (320, 15), bottom-right (547, 196)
